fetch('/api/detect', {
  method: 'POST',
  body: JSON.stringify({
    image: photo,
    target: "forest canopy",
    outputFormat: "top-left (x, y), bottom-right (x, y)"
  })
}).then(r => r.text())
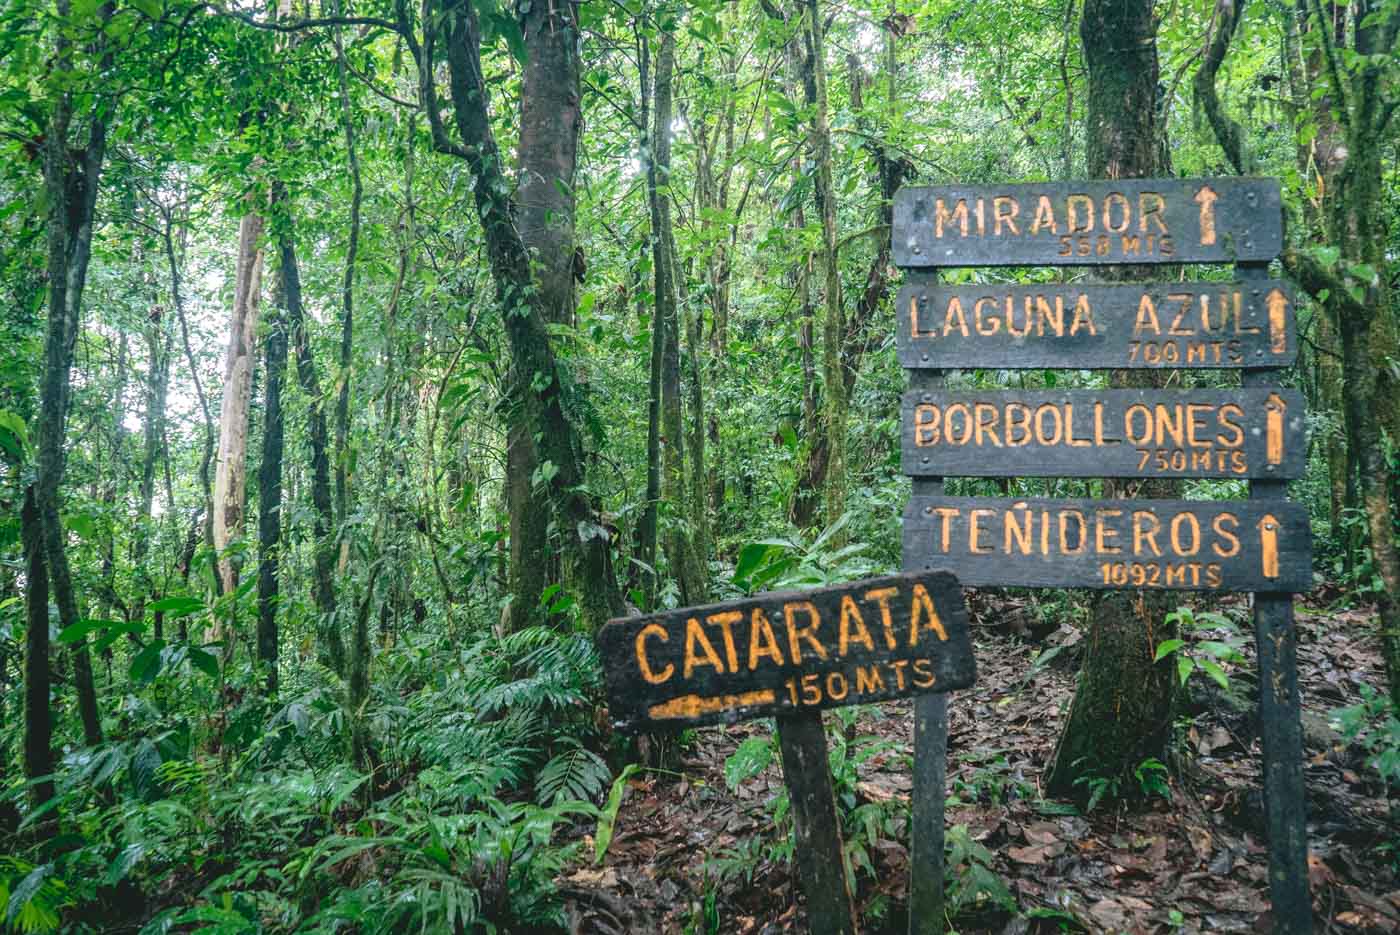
top-left (1, 0), bottom-right (1397, 931)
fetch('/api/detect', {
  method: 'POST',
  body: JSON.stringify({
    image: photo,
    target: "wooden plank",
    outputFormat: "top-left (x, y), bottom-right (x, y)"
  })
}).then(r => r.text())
top-left (1241, 266), bottom-right (1314, 934)
top-left (896, 280), bottom-right (1296, 369)
top-left (901, 388), bottom-right (1307, 479)
top-left (903, 495), bottom-right (1312, 592)
top-left (596, 571), bottom-right (976, 733)
top-left (906, 364), bottom-right (948, 935)
top-left (892, 177), bottom-right (1281, 267)
top-left (776, 711), bottom-right (860, 935)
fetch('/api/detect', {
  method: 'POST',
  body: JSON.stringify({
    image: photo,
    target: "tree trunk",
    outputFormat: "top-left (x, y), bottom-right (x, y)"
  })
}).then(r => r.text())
top-left (637, 28), bottom-right (663, 608)
top-left (283, 229), bottom-right (345, 673)
top-left (134, 314), bottom-right (173, 622)
top-left (805, 0), bottom-right (846, 534)
top-left (168, 212), bottom-right (221, 599)
top-left (35, 8), bottom-right (110, 746)
top-left (498, 0), bottom-right (585, 630)
top-left (211, 210), bottom-right (265, 613)
top-left (412, 0), bottom-right (624, 630)
top-left (1046, 0), bottom-right (1179, 799)
top-left (650, 26), bottom-right (707, 606)
top-left (257, 247), bottom-right (290, 696)
top-left (20, 487), bottom-right (55, 832)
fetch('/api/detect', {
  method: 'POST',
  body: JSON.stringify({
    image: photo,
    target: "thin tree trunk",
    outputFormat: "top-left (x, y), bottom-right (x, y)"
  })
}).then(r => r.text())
top-left (651, 25), bottom-right (707, 605)
top-left (134, 314), bottom-right (173, 621)
top-left (21, 487), bottom-right (55, 832)
top-left (35, 0), bottom-right (111, 746)
top-left (805, 0), bottom-right (846, 534)
top-left (211, 210), bottom-right (265, 614)
top-left (257, 243), bottom-right (290, 696)
top-left (167, 213), bottom-right (221, 598)
top-left (637, 27), bottom-right (662, 608)
top-left (284, 229), bottom-right (344, 673)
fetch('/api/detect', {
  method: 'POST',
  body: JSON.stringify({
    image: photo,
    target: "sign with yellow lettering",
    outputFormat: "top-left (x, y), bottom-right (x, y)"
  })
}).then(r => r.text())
top-left (902, 388), bottom-right (1305, 479)
top-left (596, 572), bottom-right (976, 732)
top-left (904, 496), bottom-right (1311, 592)
top-left (892, 178), bottom-right (1282, 267)
top-left (896, 280), bottom-right (1296, 369)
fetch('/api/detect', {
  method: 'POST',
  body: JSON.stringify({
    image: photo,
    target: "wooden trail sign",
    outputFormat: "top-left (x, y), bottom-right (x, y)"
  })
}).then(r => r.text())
top-left (597, 573), bottom-right (975, 935)
top-left (597, 571), bottom-right (975, 733)
top-left (892, 177), bottom-right (1282, 267)
top-left (904, 495), bottom-right (1312, 593)
top-left (894, 171), bottom-right (1312, 934)
top-left (896, 280), bottom-right (1297, 369)
top-left (901, 388), bottom-right (1306, 479)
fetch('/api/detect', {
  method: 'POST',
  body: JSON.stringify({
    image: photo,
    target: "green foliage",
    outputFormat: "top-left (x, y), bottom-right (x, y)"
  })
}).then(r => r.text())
top-left (944, 824), bottom-right (1016, 918)
top-left (1331, 686), bottom-right (1400, 791)
top-left (1156, 606), bottom-right (1248, 690)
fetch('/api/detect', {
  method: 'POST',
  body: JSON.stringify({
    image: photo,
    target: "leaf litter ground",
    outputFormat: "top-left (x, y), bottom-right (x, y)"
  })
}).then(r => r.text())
top-left (560, 591), bottom-right (1399, 934)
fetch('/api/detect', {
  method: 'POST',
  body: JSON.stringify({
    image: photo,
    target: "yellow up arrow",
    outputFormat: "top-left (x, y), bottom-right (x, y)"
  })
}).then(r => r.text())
top-left (1265, 392), bottom-right (1286, 466)
top-left (1257, 514), bottom-right (1281, 579)
top-left (1267, 289), bottom-right (1288, 354)
top-left (1193, 184), bottom-right (1219, 246)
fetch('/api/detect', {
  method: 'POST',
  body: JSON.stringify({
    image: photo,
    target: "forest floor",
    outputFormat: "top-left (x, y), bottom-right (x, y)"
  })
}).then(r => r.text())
top-left (559, 590), bottom-right (1399, 934)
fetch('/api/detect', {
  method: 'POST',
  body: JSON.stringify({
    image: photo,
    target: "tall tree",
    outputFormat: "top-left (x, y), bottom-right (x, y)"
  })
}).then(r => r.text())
top-left (211, 210), bottom-right (264, 606)
top-left (650, 19), bottom-right (708, 606)
top-left (1046, 0), bottom-right (1178, 796)
top-left (31, 0), bottom-right (113, 748)
top-left (1197, 0), bottom-right (1400, 710)
top-left (397, 0), bottom-right (625, 629)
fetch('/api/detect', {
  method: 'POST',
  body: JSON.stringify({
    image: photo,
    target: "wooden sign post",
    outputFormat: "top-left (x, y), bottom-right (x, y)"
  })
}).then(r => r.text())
top-left (598, 572), bottom-right (977, 933)
top-left (892, 177), bottom-right (1312, 934)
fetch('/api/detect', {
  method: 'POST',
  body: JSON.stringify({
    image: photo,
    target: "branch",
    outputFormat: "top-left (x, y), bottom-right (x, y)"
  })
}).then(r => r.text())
top-left (1280, 246), bottom-right (1366, 318)
top-left (212, 5), bottom-right (398, 33)
top-left (1193, 0), bottom-right (1250, 174)
top-left (394, 0), bottom-right (469, 159)
top-left (1307, 0), bottom-right (1354, 131)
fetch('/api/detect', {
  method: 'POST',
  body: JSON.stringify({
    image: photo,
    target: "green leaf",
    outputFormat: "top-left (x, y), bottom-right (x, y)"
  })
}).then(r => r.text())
top-left (104, 844), bottom-right (145, 886)
top-left (5, 864), bottom-right (54, 928)
top-left (1153, 639), bottom-right (1185, 662)
top-left (146, 596), bottom-right (203, 618)
top-left (64, 512), bottom-right (96, 540)
top-left (1176, 655), bottom-right (1194, 686)
top-left (131, 641), bottom-right (165, 684)
top-left (188, 648), bottom-right (219, 679)
top-left (1198, 658), bottom-right (1230, 689)
top-left (129, 740), bottom-right (162, 802)
top-left (733, 543), bottom-right (772, 583)
top-left (594, 763), bottom-right (640, 864)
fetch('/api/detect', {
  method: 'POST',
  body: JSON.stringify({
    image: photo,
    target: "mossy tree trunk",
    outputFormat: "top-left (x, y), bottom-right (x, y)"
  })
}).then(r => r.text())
top-left (1046, 0), bottom-right (1180, 799)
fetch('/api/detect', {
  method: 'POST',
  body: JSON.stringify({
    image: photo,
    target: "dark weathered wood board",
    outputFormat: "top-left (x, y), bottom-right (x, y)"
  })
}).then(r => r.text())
top-left (596, 571), bottom-right (976, 732)
top-left (902, 388), bottom-right (1306, 479)
top-left (896, 280), bottom-right (1296, 369)
top-left (893, 178), bottom-right (1282, 267)
top-left (903, 496), bottom-right (1312, 592)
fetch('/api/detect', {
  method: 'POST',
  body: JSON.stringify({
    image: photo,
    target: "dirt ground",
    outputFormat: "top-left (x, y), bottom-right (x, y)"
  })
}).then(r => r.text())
top-left (560, 590), bottom-right (1400, 934)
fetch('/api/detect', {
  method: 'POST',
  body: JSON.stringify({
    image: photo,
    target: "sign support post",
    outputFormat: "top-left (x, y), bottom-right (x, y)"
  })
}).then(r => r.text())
top-left (907, 330), bottom-right (948, 934)
top-left (1240, 261), bottom-right (1312, 934)
top-left (776, 712), bottom-right (859, 935)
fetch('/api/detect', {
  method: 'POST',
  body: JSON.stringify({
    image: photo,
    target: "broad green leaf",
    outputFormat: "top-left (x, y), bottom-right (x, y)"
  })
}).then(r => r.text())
top-left (1153, 639), bottom-right (1185, 661)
